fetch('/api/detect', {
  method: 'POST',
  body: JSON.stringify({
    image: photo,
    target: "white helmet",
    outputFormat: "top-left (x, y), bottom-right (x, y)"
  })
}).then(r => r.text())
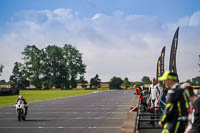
top-left (18, 95), bottom-right (23, 100)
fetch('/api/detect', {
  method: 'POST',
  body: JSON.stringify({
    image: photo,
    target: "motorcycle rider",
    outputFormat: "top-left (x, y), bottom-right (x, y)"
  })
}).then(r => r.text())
top-left (16, 95), bottom-right (28, 115)
top-left (158, 71), bottom-right (189, 133)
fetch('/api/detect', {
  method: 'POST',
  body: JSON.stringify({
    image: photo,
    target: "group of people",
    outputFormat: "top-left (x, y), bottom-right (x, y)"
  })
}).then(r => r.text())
top-left (158, 71), bottom-right (200, 133)
top-left (134, 70), bottom-right (200, 133)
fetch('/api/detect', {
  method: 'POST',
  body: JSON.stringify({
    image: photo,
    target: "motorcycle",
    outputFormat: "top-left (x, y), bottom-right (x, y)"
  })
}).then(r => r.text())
top-left (14, 100), bottom-right (27, 121)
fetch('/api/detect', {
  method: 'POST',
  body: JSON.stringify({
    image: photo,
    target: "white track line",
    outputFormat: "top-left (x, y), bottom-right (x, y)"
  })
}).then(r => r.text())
top-left (0, 126), bottom-right (121, 129)
top-left (0, 118), bottom-right (124, 120)
top-left (0, 112), bottom-right (127, 114)
top-left (30, 105), bottom-right (130, 106)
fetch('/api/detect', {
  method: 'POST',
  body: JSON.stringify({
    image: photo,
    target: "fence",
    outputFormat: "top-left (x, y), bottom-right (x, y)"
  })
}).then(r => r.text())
top-left (135, 97), bottom-right (166, 132)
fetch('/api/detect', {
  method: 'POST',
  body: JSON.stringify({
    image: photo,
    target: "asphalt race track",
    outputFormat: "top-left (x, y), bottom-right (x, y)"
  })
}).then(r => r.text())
top-left (0, 90), bottom-right (135, 133)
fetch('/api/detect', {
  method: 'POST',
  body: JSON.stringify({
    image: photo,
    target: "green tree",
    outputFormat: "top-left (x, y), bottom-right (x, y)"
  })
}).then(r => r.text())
top-left (109, 76), bottom-right (123, 89)
top-left (10, 62), bottom-right (29, 89)
top-left (132, 81), bottom-right (144, 86)
top-left (62, 44), bottom-right (86, 88)
top-left (122, 77), bottom-right (131, 89)
top-left (0, 64), bottom-right (4, 76)
top-left (44, 45), bottom-right (65, 88)
top-left (192, 76), bottom-right (200, 85)
top-left (0, 80), bottom-right (6, 84)
top-left (90, 74), bottom-right (101, 88)
top-left (141, 76), bottom-right (151, 84)
top-left (0, 80), bottom-right (7, 85)
top-left (185, 79), bottom-right (192, 84)
top-left (78, 75), bottom-right (88, 88)
top-left (22, 45), bottom-right (44, 89)
top-left (199, 54), bottom-right (200, 73)
top-left (21, 44), bottom-right (86, 89)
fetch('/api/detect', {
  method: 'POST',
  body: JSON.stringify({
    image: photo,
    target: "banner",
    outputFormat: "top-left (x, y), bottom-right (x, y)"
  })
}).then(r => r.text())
top-left (169, 27), bottom-right (179, 79)
top-left (156, 56), bottom-right (161, 81)
top-left (160, 46), bottom-right (165, 76)
top-left (156, 46), bottom-right (165, 81)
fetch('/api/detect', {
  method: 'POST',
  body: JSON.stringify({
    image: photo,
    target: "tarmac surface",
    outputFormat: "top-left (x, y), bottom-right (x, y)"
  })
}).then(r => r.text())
top-left (0, 90), bottom-right (134, 133)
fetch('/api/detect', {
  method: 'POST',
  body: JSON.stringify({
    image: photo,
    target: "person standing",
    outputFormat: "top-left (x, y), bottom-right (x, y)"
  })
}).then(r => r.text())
top-left (134, 85), bottom-right (144, 104)
top-left (149, 77), bottom-right (160, 112)
top-left (184, 84), bottom-right (200, 133)
top-left (158, 71), bottom-right (189, 133)
top-left (149, 77), bottom-right (161, 125)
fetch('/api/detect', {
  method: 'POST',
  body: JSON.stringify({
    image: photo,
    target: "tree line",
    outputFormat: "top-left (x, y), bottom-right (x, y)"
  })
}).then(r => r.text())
top-left (0, 64), bottom-right (4, 77)
top-left (0, 52), bottom-right (200, 89)
top-left (9, 44), bottom-right (86, 89)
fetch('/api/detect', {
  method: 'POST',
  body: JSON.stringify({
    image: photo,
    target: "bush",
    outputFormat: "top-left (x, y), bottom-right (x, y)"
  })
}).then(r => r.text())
top-left (109, 76), bottom-right (123, 89)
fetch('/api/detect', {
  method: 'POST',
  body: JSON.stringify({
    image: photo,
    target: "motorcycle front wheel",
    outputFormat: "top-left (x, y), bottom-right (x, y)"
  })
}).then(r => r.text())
top-left (22, 114), bottom-right (26, 121)
top-left (18, 111), bottom-right (21, 121)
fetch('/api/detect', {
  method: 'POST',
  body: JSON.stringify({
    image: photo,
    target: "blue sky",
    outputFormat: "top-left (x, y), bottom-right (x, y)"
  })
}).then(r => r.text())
top-left (0, 0), bottom-right (200, 82)
top-left (1, 0), bottom-right (200, 24)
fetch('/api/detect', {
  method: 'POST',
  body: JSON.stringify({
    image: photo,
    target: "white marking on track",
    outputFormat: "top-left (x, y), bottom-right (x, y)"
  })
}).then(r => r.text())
top-left (0, 112), bottom-right (127, 115)
top-left (29, 104), bottom-right (130, 106)
top-left (0, 126), bottom-right (121, 129)
top-left (27, 107), bottom-right (128, 110)
top-left (0, 118), bottom-right (124, 120)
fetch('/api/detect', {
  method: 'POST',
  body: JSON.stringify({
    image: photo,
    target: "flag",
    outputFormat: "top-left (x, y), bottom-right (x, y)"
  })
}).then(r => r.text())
top-left (156, 46), bottom-right (165, 81)
top-left (169, 27), bottom-right (179, 79)
top-left (156, 56), bottom-right (161, 81)
top-left (160, 46), bottom-right (165, 76)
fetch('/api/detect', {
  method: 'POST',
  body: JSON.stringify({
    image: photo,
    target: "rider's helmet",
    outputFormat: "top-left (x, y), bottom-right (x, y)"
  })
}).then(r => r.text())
top-left (18, 95), bottom-right (23, 100)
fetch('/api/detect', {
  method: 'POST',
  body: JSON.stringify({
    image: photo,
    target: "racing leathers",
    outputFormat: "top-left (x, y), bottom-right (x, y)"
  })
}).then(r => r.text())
top-left (16, 98), bottom-right (28, 115)
top-left (149, 84), bottom-right (161, 109)
top-left (161, 83), bottom-right (189, 133)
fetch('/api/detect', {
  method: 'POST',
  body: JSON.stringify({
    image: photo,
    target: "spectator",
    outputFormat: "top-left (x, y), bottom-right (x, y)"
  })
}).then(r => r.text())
top-left (149, 77), bottom-right (160, 112)
top-left (184, 83), bottom-right (200, 133)
top-left (158, 71), bottom-right (189, 133)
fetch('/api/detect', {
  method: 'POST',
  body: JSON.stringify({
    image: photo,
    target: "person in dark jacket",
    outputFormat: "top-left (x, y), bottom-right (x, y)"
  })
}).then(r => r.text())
top-left (158, 71), bottom-right (189, 133)
top-left (184, 84), bottom-right (200, 133)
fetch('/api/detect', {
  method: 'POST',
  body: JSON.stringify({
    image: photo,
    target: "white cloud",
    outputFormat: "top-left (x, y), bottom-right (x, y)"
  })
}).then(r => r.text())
top-left (190, 11), bottom-right (200, 26)
top-left (91, 13), bottom-right (104, 20)
top-left (0, 8), bottom-right (199, 82)
top-left (167, 11), bottom-right (200, 30)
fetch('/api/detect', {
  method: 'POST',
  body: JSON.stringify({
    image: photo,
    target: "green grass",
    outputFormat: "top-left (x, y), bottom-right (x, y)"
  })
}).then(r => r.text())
top-left (0, 90), bottom-right (99, 107)
top-left (97, 88), bottom-right (110, 90)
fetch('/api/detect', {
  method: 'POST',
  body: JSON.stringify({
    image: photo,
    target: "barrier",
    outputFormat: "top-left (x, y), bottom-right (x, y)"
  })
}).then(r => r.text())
top-left (136, 97), bottom-right (166, 132)
top-left (0, 88), bottom-right (19, 96)
top-left (120, 92), bottom-right (166, 133)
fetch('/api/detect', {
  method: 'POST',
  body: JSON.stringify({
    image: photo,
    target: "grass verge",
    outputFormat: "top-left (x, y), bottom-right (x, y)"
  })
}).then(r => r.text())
top-left (0, 90), bottom-right (99, 107)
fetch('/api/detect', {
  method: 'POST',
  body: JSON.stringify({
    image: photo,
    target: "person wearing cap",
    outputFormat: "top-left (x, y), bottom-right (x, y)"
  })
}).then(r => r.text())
top-left (158, 71), bottom-right (189, 133)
